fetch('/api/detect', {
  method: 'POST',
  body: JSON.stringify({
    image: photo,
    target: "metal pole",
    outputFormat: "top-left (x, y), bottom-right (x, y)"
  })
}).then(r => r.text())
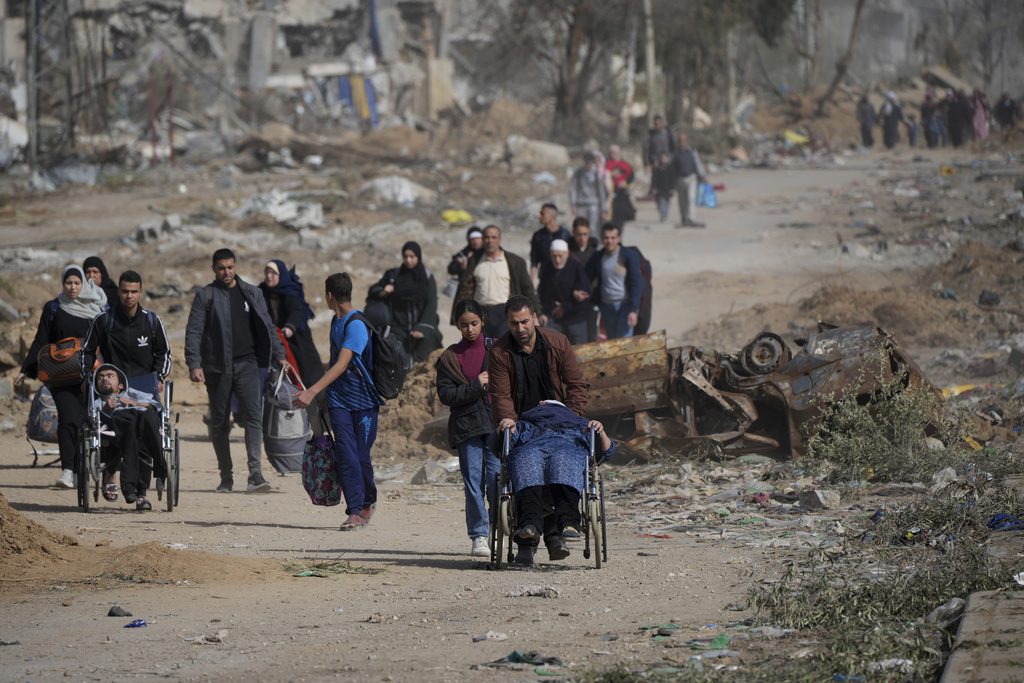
top-left (166, 73), bottom-right (174, 166)
top-left (642, 0), bottom-right (657, 127)
top-left (148, 69), bottom-right (157, 165)
top-left (26, 0), bottom-right (38, 168)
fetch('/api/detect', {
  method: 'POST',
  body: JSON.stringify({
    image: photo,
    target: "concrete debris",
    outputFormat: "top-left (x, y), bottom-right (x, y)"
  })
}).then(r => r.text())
top-left (410, 457), bottom-right (460, 485)
top-left (358, 176), bottom-right (437, 207)
top-left (798, 489), bottom-right (841, 511)
top-left (232, 189), bottom-right (325, 230)
top-left (0, 298), bottom-right (21, 322)
top-left (504, 135), bottom-right (570, 170)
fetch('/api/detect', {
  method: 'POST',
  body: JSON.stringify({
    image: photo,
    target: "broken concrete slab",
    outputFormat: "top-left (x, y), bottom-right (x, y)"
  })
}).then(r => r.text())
top-left (232, 189), bottom-right (325, 230)
top-left (798, 489), bottom-right (841, 510)
top-left (358, 176), bottom-right (437, 207)
top-left (504, 135), bottom-right (569, 170)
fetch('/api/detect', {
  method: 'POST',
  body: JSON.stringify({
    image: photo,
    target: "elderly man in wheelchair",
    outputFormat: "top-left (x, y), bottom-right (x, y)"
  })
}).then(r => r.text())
top-left (89, 364), bottom-right (165, 511)
top-left (500, 400), bottom-right (615, 566)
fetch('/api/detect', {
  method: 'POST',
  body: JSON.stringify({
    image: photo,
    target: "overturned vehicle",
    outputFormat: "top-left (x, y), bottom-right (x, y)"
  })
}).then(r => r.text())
top-left (575, 323), bottom-right (934, 459)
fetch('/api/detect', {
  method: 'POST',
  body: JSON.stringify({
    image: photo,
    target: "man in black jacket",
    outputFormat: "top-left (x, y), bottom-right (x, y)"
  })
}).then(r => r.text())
top-left (83, 270), bottom-right (171, 397)
top-left (529, 204), bottom-right (571, 281)
top-left (184, 248), bottom-right (285, 493)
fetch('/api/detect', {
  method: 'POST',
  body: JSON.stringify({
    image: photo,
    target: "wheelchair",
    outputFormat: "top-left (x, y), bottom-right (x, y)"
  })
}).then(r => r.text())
top-left (489, 426), bottom-right (608, 569)
top-left (76, 369), bottom-right (180, 512)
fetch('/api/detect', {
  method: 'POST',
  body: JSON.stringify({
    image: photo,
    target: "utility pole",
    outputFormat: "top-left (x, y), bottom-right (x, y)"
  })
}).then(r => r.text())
top-left (617, 4), bottom-right (637, 142)
top-left (642, 0), bottom-right (657, 127)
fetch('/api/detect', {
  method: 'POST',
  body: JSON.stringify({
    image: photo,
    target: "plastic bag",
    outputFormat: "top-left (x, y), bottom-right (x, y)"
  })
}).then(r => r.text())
top-left (697, 182), bottom-right (718, 209)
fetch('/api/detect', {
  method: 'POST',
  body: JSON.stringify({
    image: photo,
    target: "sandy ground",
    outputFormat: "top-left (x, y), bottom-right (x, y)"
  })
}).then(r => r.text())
top-left (0, 147), bottom-right (1009, 681)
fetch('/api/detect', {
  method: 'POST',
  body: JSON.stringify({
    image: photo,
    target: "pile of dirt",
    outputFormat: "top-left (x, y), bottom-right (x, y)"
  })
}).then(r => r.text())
top-left (461, 97), bottom-right (542, 141)
top-left (0, 492), bottom-right (78, 565)
top-left (374, 348), bottom-right (450, 462)
top-left (0, 494), bottom-right (274, 585)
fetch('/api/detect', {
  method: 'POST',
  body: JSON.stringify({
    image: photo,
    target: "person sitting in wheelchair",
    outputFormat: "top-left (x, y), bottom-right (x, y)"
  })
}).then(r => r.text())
top-left (93, 364), bottom-right (163, 511)
top-left (506, 400), bottom-right (615, 565)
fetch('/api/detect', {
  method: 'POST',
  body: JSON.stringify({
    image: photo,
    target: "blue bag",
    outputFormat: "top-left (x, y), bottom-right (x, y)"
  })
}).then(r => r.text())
top-left (697, 182), bottom-right (718, 208)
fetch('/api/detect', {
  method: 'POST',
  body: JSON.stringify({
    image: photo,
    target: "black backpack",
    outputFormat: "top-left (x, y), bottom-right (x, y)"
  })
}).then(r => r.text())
top-left (342, 312), bottom-right (411, 402)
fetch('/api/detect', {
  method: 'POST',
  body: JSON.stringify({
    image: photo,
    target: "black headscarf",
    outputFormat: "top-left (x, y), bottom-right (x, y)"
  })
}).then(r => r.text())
top-left (263, 259), bottom-right (315, 331)
top-left (83, 255), bottom-right (119, 304)
top-left (392, 241), bottom-right (429, 306)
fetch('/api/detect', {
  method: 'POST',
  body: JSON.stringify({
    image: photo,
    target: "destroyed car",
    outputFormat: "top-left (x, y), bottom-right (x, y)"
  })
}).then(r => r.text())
top-left (575, 323), bottom-right (934, 459)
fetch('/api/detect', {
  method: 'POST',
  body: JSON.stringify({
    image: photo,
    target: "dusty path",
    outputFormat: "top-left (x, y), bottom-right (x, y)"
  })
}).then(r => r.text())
top-left (0, 159), bottom-right (935, 681)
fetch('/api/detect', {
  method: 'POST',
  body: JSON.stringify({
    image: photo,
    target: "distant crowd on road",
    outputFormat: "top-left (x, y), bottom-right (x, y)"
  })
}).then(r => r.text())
top-left (856, 88), bottom-right (1021, 151)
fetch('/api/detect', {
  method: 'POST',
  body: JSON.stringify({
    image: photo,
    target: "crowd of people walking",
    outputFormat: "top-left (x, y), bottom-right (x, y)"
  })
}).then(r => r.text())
top-left (857, 87), bottom-right (1020, 150)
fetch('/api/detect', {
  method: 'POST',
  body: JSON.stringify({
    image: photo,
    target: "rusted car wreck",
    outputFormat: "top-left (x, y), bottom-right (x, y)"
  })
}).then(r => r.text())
top-left (575, 323), bottom-right (933, 459)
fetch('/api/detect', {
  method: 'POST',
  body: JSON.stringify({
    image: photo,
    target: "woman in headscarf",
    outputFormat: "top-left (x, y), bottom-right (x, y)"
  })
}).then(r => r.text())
top-left (879, 91), bottom-right (904, 150)
top-left (83, 256), bottom-right (118, 306)
top-left (367, 241), bottom-right (442, 363)
top-left (260, 259), bottom-right (324, 390)
top-left (16, 265), bottom-right (107, 489)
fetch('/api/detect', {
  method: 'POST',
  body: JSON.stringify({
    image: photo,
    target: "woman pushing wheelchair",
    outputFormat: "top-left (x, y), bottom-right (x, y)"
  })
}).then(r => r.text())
top-left (486, 295), bottom-right (613, 567)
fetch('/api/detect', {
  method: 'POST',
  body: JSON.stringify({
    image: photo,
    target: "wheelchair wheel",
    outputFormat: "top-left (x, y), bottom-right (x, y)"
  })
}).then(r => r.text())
top-left (173, 429), bottom-right (180, 506)
top-left (599, 476), bottom-right (608, 563)
top-left (493, 518), bottom-right (504, 569)
top-left (498, 497), bottom-right (512, 537)
top-left (589, 498), bottom-right (602, 569)
top-left (76, 443), bottom-right (90, 513)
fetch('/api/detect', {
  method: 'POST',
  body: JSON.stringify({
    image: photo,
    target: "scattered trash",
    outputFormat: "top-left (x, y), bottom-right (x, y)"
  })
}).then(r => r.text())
top-left (232, 189), bottom-right (324, 231)
top-left (987, 513), bottom-right (1024, 532)
top-left (441, 209), bottom-right (473, 225)
top-left (1013, 572), bottom-right (1024, 586)
top-left (506, 585), bottom-right (559, 599)
top-left (107, 606), bottom-right (132, 617)
top-left (925, 597), bottom-right (965, 626)
top-left (867, 658), bottom-right (914, 674)
top-left (0, 640), bottom-right (21, 646)
top-left (531, 171), bottom-right (557, 185)
top-left (638, 533), bottom-right (672, 539)
top-left (478, 650), bottom-right (563, 669)
top-left (472, 630), bottom-right (508, 642)
top-left (977, 289), bottom-right (1001, 306)
top-left (123, 619), bottom-right (148, 628)
top-left (366, 613), bottom-right (399, 624)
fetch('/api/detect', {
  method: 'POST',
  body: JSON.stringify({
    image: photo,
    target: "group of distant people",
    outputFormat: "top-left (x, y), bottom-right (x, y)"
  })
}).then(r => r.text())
top-left (857, 88), bottom-right (1021, 151)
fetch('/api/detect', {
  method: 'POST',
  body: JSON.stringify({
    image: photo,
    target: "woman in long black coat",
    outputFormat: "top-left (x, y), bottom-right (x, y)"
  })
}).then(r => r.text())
top-left (260, 260), bottom-right (324, 390)
top-left (367, 241), bottom-right (443, 363)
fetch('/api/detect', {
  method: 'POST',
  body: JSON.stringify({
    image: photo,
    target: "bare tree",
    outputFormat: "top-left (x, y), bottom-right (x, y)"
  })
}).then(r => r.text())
top-left (815, 0), bottom-right (868, 117)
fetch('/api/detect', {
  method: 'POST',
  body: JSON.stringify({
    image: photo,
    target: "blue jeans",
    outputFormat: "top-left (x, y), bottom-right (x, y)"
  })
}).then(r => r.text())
top-left (656, 195), bottom-right (671, 221)
top-left (600, 301), bottom-right (634, 339)
top-left (457, 434), bottom-right (501, 538)
top-left (328, 407), bottom-right (379, 515)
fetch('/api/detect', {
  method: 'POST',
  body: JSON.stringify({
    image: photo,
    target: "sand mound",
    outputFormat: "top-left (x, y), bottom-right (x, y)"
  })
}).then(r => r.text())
top-left (375, 348), bottom-right (451, 462)
top-left (0, 494), bottom-right (274, 586)
top-left (0, 492), bottom-right (78, 563)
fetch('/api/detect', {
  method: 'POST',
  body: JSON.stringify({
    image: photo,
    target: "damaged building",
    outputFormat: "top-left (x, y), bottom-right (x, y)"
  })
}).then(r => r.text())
top-left (0, 0), bottom-right (472, 167)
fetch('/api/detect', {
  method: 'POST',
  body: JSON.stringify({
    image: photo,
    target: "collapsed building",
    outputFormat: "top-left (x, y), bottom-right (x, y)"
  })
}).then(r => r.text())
top-left (0, 0), bottom-right (484, 167)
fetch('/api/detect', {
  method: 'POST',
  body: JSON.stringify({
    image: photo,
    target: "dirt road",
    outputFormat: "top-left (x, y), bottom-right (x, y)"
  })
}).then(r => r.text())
top-left (0, 158), bottom-right (954, 681)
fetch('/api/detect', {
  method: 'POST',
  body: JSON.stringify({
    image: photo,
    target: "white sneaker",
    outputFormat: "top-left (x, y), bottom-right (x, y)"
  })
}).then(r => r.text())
top-left (471, 536), bottom-right (490, 557)
top-left (55, 469), bottom-right (75, 489)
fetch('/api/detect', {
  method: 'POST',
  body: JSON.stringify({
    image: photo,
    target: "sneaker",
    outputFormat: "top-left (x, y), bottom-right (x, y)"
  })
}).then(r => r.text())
top-left (55, 469), bottom-right (75, 489)
top-left (246, 474), bottom-right (272, 493)
top-left (547, 537), bottom-right (571, 561)
top-left (135, 497), bottom-right (152, 511)
top-left (471, 536), bottom-right (490, 557)
top-left (216, 478), bottom-right (233, 493)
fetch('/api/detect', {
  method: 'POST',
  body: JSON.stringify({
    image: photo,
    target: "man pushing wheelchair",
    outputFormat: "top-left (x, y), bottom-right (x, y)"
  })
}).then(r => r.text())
top-left (488, 295), bottom-right (615, 566)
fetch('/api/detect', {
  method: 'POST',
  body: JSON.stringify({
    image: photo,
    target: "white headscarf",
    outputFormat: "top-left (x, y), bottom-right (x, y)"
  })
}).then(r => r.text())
top-left (58, 264), bottom-right (107, 320)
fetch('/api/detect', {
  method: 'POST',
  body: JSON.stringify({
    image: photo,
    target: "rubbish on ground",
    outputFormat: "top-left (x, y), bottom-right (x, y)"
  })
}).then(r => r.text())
top-left (638, 533), bottom-right (672, 539)
top-left (506, 585), bottom-right (559, 598)
top-left (473, 630), bottom-right (508, 642)
top-left (484, 650), bottom-right (563, 668)
top-left (232, 189), bottom-right (324, 231)
top-left (184, 629), bottom-right (228, 644)
top-left (987, 513), bottom-right (1024, 531)
top-left (107, 606), bottom-right (132, 617)
top-left (532, 172), bottom-right (557, 185)
top-left (1013, 572), bottom-right (1024, 586)
top-left (977, 289), bottom-right (1001, 306)
top-left (925, 597), bottom-right (965, 626)
top-left (123, 619), bottom-right (148, 628)
top-left (783, 130), bottom-right (809, 145)
top-left (359, 176), bottom-right (437, 206)
top-left (867, 658), bottom-right (914, 674)
top-left (441, 209), bottom-right (473, 225)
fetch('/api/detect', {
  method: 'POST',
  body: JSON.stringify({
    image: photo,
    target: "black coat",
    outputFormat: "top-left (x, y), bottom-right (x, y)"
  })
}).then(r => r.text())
top-left (435, 347), bottom-right (493, 448)
top-left (260, 286), bottom-right (325, 388)
top-left (538, 258), bottom-right (591, 324)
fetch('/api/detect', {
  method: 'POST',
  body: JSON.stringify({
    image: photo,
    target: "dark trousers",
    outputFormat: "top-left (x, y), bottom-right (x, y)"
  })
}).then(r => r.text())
top-left (52, 384), bottom-right (84, 470)
top-left (482, 304), bottom-right (508, 338)
top-left (329, 407), bottom-right (379, 515)
top-left (860, 124), bottom-right (874, 147)
top-left (107, 409), bottom-right (161, 496)
top-left (205, 356), bottom-right (264, 482)
top-left (548, 317), bottom-right (589, 345)
top-left (516, 484), bottom-right (581, 548)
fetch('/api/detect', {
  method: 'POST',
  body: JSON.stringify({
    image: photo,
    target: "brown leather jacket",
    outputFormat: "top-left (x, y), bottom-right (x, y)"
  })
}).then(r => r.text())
top-left (487, 327), bottom-right (589, 426)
